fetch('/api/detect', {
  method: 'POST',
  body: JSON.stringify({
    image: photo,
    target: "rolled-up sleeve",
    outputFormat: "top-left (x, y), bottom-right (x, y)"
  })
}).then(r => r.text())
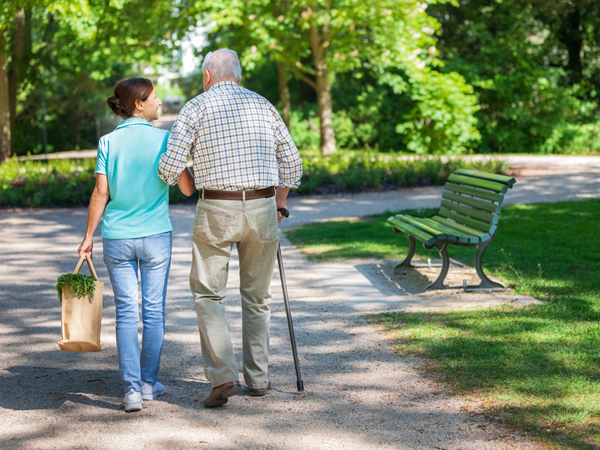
top-left (158, 105), bottom-right (196, 186)
top-left (272, 107), bottom-right (302, 188)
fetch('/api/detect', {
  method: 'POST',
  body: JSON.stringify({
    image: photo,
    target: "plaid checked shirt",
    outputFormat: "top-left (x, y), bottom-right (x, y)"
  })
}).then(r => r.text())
top-left (158, 81), bottom-right (302, 191)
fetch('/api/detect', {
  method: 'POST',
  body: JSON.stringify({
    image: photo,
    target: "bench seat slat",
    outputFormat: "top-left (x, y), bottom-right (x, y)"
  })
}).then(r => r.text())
top-left (387, 217), bottom-right (437, 246)
top-left (386, 170), bottom-right (515, 290)
top-left (441, 199), bottom-right (497, 223)
top-left (455, 169), bottom-right (516, 188)
top-left (419, 218), bottom-right (474, 243)
top-left (448, 174), bottom-right (509, 194)
top-left (438, 208), bottom-right (496, 232)
top-left (442, 191), bottom-right (502, 213)
top-left (395, 215), bottom-right (448, 240)
top-left (430, 216), bottom-right (490, 243)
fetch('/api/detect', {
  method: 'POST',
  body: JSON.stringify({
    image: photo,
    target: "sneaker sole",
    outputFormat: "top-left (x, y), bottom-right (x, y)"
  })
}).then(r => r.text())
top-left (141, 388), bottom-right (165, 401)
top-left (124, 402), bottom-right (142, 412)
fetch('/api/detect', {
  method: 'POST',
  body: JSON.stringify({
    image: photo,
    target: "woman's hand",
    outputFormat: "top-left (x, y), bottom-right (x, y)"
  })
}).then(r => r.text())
top-left (178, 167), bottom-right (195, 196)
top-left (78, 237), bottom-right (93, 259)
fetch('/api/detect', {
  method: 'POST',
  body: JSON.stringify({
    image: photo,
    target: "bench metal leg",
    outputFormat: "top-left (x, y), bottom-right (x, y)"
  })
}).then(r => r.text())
top-left (471, 240), bottom-right (505, 290)
top-left (394, 236), bottom-right (416, 272)
top-left (425, 243), bottom-right (450, 290)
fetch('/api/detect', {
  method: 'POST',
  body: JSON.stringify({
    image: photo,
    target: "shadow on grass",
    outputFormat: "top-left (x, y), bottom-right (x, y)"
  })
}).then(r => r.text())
top-left (374, 294), bottom-right (600, 449)
top-left (287, 200), bottom-right (600, 296)
top-left (1, 206), bottom-right (510, 450)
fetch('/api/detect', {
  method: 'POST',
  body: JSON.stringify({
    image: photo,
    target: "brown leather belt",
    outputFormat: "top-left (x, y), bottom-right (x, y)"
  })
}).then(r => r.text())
top-left (199, 187), bottom-right (275, 201)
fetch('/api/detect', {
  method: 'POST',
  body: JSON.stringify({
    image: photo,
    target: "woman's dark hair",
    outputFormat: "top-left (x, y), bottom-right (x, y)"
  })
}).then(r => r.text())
top-left (107, 77), bottom-right (154, 119)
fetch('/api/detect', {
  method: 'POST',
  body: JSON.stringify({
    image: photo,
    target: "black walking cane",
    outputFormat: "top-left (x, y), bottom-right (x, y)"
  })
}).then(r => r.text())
top-left (277, 208), bottom-right (305, 392)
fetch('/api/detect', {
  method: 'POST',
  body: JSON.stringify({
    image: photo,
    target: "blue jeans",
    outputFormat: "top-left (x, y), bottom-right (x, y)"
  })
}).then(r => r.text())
top-left (103, 232), bottom-right (172, 393)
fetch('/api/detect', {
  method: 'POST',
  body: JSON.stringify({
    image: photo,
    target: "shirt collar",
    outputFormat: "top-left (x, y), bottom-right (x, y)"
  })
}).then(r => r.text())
top-left (116, 117), bottom-right (153, 130)
top-left (210, 81), bottom-right (239, 90)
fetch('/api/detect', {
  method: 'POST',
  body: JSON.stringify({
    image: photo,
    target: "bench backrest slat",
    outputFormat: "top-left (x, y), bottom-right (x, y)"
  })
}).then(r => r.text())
top-left (437, 170), bottom-right (516, 235)
top-left (448, 174), bottom-right (509, 194)
top-left (438, 207), bottom-right (497, 232)
top-left (442, 191), bottom-right (502, 214)
top-left (388, 170), bottom-right (515, 246)
top-left (454, 169), bottom-right (516, 187)
top-left (440, 200), bottom-right (498, 224)
top-left (445, 182), bottom-right (505, 203)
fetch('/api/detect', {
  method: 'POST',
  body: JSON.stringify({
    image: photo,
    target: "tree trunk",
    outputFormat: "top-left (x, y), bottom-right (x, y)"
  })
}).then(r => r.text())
top-left (0, 30), bottom-right (11, 162)
top-left (277, 62), bottom-right (291, 130)
top-left (9, 6), bottom-right (26, 138)
top-left (557, 9), bottom-right (583, 85)
top-left (307, 22), bottom-right (336, 155)
top-left (272, 1), bottom-right (291, 130)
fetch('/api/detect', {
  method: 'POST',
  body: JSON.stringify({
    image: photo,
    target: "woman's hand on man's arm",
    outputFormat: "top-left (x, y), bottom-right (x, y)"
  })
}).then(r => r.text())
top-left (177, 167), bottom-right (195, 196)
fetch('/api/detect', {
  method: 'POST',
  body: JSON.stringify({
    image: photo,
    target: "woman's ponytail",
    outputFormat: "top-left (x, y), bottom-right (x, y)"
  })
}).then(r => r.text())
top-left (107, 78), bottom-right (153, 119)
top-left (107, 95), bottom-right (122, 117)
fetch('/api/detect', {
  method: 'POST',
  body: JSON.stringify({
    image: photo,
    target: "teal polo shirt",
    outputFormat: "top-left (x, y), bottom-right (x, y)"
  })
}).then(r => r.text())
top-left (96, 118), bottom-right (173, 239)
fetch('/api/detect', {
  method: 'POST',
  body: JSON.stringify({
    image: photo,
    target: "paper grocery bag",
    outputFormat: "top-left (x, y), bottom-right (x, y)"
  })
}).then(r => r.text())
top-left (58, 253), bottom-right (104, 352)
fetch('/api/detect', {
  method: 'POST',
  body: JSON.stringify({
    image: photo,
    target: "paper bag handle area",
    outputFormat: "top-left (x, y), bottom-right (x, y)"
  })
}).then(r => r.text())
top-left (74, 253), bottom-right (99, 280)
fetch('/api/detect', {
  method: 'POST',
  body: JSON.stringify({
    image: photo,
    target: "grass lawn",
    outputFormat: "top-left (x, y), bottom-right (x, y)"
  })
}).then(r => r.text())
top-left (285, 199), bottom-right (600, 449)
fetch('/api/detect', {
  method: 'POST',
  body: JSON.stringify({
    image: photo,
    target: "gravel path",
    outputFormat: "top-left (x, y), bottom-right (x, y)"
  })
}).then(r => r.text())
top-left (2, 155), bottom-right (598, 449)
top-left (0, 207), bottom-right (541, 450)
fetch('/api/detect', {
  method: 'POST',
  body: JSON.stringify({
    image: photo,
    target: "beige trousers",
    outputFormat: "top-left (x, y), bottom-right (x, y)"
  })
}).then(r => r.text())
top-left (190, 196), bottom-right (279, 389)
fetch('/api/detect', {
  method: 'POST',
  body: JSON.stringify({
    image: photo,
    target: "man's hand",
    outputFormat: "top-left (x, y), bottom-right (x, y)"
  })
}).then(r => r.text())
top-left (275, 187), bottom-right (291, 223)
top-left (277, 207), bottom-right (289, 223)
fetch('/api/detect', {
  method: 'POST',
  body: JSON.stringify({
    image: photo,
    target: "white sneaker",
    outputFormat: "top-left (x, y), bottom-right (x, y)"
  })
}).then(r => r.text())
top-left (123, 388), bottom-right (142, 412)
top-left (141, 381), bottom-right (165, 400)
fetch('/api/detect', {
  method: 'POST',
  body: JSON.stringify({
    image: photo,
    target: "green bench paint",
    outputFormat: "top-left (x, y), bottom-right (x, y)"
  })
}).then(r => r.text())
top-left (387, 169), bottom-right (516, 291)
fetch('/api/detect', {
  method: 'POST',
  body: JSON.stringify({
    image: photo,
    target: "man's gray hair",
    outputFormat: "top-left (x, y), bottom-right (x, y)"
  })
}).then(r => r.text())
top-left (202, 49), bottom-right (242, 83)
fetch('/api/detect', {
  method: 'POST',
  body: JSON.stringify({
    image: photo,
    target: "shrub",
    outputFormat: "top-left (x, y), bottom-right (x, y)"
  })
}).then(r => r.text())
top-left (296, 151), bottom-right (508, 194)
top-left (0, 158), bottom-right (193, 208)
top-left (0, 153), bottom-right (508, 207)
top-left (289, 110), bottom-right (320, 150)
top-left (395, 69), bottom-right (481, 155)
top-left (0, 158), bottom-right (97, 207)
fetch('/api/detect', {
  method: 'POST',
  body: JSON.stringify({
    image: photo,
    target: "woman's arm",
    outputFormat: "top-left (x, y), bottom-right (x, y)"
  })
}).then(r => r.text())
top-left (78, 174), bottom-right (109, 259)
top-left (177, 167), bottom-right (195, 196)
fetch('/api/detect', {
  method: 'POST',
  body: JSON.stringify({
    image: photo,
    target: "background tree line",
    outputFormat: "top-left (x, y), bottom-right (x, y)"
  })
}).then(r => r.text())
top-left (1, 0), bottom-right (599, 163)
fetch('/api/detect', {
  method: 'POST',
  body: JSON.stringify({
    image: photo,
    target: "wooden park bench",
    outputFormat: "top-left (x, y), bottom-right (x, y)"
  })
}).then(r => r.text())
top-left (387, 169), bottom-right (516, 291)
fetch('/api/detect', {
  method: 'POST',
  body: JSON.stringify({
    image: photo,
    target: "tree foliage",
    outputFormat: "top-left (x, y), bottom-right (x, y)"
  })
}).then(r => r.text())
top-left (1, 0), bottom-right (185, 158)
top-left (429, 0), bottom-right (600, 153)
top-left (185, 0), bottom-right (480, 155)
top-left (2, 0), bottom-right (598, 159)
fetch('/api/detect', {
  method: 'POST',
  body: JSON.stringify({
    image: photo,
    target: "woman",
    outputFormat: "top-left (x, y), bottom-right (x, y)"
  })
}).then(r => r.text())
top-left (78, 77), bottom-right (194, 412)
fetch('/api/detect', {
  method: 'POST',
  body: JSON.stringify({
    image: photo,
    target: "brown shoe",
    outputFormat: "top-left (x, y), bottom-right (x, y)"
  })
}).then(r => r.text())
top-left (249, 382), bottom-right (271, 397)
top-left (204, 381), bottom-right (242, 407)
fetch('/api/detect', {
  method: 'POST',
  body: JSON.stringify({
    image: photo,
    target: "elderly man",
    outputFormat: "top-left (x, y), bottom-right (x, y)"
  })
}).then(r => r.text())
top-left (158, 49), bottom-right (302, 407)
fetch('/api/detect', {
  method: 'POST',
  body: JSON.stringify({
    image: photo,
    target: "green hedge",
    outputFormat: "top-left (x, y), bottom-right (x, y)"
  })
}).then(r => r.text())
top-left (0, 159), bottom-right (97, 207)
top-left (298, 151), bottom-right (508, 194)
top-left (0, 158), bottom-right (190, 208)
top-left (0, 152), bottom-right (508, 208)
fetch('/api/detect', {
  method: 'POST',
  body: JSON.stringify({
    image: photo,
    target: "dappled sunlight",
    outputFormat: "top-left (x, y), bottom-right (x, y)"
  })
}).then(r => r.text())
top-left (0, 206), bottom-right (539, 449)
top-left (377, 301), bottom-right (600, 446)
